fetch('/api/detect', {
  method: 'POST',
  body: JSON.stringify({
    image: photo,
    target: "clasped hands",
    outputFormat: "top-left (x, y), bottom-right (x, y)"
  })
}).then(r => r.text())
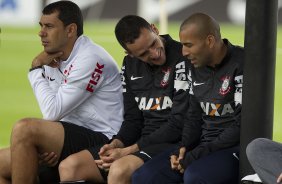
top-left (170, 147), bottom-right (186, 174)
top-left (95, 143), bottom-right (125, 171)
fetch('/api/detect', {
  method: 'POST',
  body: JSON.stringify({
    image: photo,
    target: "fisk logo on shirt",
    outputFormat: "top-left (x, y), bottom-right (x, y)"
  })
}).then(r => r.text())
top-left (86, 62), bottom-right (104, 92)
top-left (174, 61), bottom-right (192, 94)
top-left (135, 96), bottom-right (172, 110)
top-left (121, 65), bottom-right (126, 92)
top-left (200, 102), bottom-right (234, 116)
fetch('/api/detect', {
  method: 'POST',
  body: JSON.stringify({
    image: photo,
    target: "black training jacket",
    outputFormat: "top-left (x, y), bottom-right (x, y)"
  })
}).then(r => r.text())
top-left (115, 35), bottom-right (190, 149)
top-left (179, 39), bottom-right (244, 169)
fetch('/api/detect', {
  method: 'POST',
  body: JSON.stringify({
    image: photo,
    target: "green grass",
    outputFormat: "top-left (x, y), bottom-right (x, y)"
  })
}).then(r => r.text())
top-left (0, 21), bottom-right (281, 148)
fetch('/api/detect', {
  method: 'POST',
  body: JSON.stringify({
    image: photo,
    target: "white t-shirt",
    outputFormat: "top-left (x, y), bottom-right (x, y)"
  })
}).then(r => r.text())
top-left (28, 35), bottom-right (124, 139)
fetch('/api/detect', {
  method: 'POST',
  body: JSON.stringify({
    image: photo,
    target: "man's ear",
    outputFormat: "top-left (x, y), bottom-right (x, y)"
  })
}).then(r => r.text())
top-left (206, 35), bottom-right (215, 48)
top-left (67, 23), bottom-right (77, 37)
top-left (151, 24), bottom-right (159, 35)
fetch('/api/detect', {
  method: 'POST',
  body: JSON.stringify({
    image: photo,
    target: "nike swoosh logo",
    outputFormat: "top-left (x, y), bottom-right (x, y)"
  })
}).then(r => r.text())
top-left (47, 76), bottom-right (55, 81)
top-left (131, 76), bottom-right (143, 80)
top-left (139, 151), bottom-right (152, 159)
top-left (193, 81), bottom-right (205, 86)
top-left (233, 153), bottom-right (239, 160)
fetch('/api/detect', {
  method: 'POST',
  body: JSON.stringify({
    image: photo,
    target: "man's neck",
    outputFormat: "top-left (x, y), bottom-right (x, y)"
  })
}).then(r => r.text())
top-left (60, 37), bottom-right (78, 61)
top-left (210, 40), bottom-right (227, 67)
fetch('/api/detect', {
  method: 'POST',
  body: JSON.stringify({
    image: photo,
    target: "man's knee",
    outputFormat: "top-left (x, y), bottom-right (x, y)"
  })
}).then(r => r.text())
top-left (108, 160), bottom-right (125, 179)
top-left (59, 155), bottom-right (80, 180)
top-left (246, 138), bottom-right (268, 160)
top-left (108, 159), bottom-right (133, 181)
top-left (12, 118), bottom-right (39, 141)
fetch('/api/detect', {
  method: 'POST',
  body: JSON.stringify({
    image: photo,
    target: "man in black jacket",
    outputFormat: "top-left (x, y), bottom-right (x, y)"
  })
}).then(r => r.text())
top-left (58, 15), bottom-right (190, 184)
top-left (132, 12), bottom-right (243, 184)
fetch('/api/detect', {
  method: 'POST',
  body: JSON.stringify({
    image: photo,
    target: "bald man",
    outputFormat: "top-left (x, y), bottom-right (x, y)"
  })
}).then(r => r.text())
top-left (132, 12), bottom-right (244, 184)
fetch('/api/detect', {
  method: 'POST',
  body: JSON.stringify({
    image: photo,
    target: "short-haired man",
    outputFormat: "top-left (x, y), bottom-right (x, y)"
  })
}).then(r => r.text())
top-left (132, 12), bottom-right (243, 184)
top-left (57, 15), bottom-right (190, 184)
top-left (0, 1), bottom-right (123, 184)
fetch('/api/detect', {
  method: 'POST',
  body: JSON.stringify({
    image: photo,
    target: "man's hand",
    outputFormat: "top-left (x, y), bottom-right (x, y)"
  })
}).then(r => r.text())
top-left (170, 147), bottom-right (186, 173)
top-left (170, 154), bottom-right (179, 169)
top-left (96, 139), bottom-right (125, 171)
top-left (99, 139), bottom-right (124, 156)
top-left (97, 141), bottom-right (138, 172)
top-left (95, 159), bottom-right (111, 172)
top-left (277, 172), bottom-right (282, 183)
top-left (100, 148), bottom-right (124, 163)
top-left (32, 51), bottom-right (63, 68)
top-left (38, 152), bottom-right (58, 167)
top-left (99, 143), bottom-right (116, 157)
top-left (95, 147), bottom-right (124, 171)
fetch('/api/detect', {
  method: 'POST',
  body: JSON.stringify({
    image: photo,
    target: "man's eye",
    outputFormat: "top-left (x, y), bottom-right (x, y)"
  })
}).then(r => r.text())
top-left (184, 44), bottom-right (192, 48)
top-left (46, 25), bottom-right (53, 28)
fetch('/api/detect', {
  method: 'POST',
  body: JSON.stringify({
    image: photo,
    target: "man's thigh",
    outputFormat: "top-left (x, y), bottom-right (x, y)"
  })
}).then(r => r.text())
top-left (184, 146), bottom-right (239, 184)
top-left (132, 146), bottom-right (182, 184)
top-left (133, 143), bottom-right (176, 162)
top-left (39, 122), bottom-right (109, 183)
top-left (59, 122), bottom-right (108, 161)
top-left (13, 118), bottom-right (65, 157)
top-left (61, 149), bottom-right (105, 183)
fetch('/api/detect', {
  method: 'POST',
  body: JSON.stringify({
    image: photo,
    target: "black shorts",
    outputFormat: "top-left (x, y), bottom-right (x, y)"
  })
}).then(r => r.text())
top-left (88, 143), bottom-right (176, 181)
top-left (39, 121), bottom-right (109, 184)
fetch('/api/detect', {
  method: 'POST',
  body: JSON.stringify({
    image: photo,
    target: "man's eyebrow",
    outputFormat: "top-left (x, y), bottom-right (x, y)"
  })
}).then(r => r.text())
top-left (39, 22), bottom-right (53, 27)
top-left (182, 42), bottom-right (192, 46)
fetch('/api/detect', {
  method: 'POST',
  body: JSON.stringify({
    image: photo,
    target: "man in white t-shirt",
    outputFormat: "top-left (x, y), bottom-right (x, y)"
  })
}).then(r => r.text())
top-left (0, 1), bottom-right (123, 184)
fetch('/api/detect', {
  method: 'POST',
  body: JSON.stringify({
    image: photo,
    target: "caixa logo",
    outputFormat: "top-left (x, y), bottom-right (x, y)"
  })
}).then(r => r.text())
top-left (135, 96), bottom-right (172, 111)
top-left (200, 102), bottom-right (235, 116)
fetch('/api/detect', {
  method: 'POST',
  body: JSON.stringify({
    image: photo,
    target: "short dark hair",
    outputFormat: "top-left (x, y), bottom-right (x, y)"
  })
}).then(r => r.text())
top-left (115, 15), bottom-right (151, 50)
top-left (180, 13), bottom-right (221, 40)
top-left (43, 0), bottom-right (83, 37)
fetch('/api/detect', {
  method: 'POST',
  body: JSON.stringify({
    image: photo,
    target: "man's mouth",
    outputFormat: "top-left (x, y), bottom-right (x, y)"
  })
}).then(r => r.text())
top-left (41, 40), bottom-right (48, 46)
top-left (189, 58), bottom-right (197, 64)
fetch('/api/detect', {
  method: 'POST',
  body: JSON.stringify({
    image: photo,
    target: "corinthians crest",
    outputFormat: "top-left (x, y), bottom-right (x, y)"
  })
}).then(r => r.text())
top-left (219, 76), bottom-right (231, 96)
top-left (160, 67), bottom-right (171, 87)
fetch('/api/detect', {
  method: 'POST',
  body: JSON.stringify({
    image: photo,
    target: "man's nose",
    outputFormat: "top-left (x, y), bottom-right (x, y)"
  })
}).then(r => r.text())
top-left (38, 29), bottom-right (46, 37)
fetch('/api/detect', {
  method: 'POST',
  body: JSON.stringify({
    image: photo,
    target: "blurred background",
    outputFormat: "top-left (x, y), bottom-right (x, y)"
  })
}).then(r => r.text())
top-left (1, 0), bottom-right (282, 26)
top-left (0, 0), bottom-right (281, 147)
